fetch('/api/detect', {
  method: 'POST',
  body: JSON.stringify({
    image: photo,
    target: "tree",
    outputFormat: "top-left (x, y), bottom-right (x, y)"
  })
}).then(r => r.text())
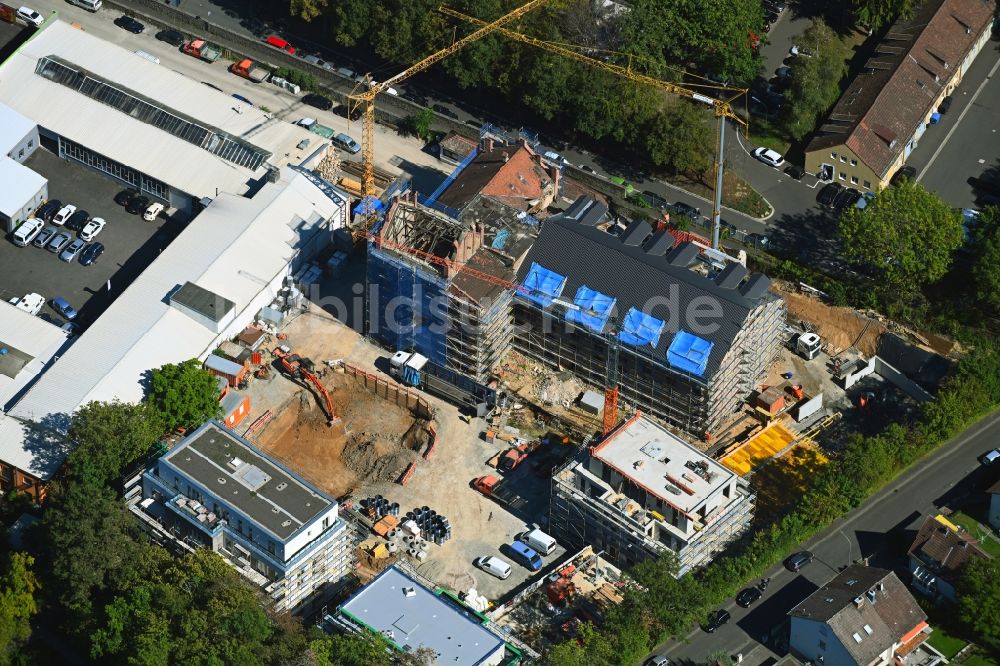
top-left (289, 0), bottom-right (329, 22)
top-left (957, 556), bottom-right (1000, 651)
top-left (409, 108), bottom-right (436, 142)
top-left (851, 0), bottom-right (917, 30)
top-left (149, 359), bottom-right (221, 431)
top-left (838, 180), bottom-right (963, 291)
top-left (0, 552), bottom-right (39, 665)
top-left (311, 633), bottom-right (392, 666)
top-left (646, 101), bottom-right (713, 179)
top-left (972, 206), bottom-right (1000, 312)
top-left (67, 401), bottom-right (164, 486)
top-left (781, 21), bottom-right (850, 141)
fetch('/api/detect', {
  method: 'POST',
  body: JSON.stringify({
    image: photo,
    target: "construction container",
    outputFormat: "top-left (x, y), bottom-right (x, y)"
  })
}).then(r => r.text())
top-left (236, 326), bottom-right (267, 351)
top-left (220, 391), bottom-right (250, 429)
top-left (204, 354), bottom-right (250, 387)
top-left (756, 386), bottom-right (785, 415)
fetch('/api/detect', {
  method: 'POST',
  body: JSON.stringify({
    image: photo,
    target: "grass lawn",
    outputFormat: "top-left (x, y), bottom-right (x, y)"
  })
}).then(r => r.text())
top-left (928, 629), bottom-right (967, 659)
top-left (948, 511), bottom-right (1000, 557)
top-left (962, 654), bottom-right (999, 666)
top-left (747, 119), bottom-right (791, 157)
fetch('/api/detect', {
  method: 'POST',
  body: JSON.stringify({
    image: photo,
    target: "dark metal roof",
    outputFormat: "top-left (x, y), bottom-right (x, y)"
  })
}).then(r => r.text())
top-left (170, 281), bottom-right (235, 324)
top-left (515, 199), bottom-right (776, 379)
top-left (907, 515), bottom-right (989, 582)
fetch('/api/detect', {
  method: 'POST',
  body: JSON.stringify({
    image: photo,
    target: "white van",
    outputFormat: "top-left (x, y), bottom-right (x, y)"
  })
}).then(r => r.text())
top-left (520, 528), bottom-right (557, 556)
top-left (12, 218), bottom-right (43, 247)
top-left (68, 0), bottom-right (102, 10)
top-left (475, 556), bottom-right (511, 580)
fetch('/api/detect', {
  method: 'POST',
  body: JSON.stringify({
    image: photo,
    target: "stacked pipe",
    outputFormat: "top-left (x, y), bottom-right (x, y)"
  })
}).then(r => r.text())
top-left (359, 496), bottom-right (401, 519)
top-left (407, 506), bottom-right (451, 545)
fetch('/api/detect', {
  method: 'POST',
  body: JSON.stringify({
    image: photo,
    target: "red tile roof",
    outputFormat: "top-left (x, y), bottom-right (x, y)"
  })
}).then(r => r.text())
top-left (807, 0), bottom-right (995, 178)
top-left (437, 141), bottom-right (553, 212)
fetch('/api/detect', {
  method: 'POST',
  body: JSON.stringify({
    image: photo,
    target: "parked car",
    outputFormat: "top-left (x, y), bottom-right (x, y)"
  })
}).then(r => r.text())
top-left (32, 225), bottom-right (56, 248)
top-left (232, 94), bottom-right (253, 106)
top-left (736, 587), bottom-right (763, 607)
top-left (79, 241), bottom-right (104, 266)
top-left (784, 164), bottom-right (806, 180)
top-left (671, 201), bottom-right (701, 220)
top-left (474, 556), bottom-right (511, 579)
top-left (144, 202), bottom-right (165, 221)
top-left (402, 90), bottom-right (429, 107)
top-left (746, 232), bottom-right (770, 249)
top-left (580, 164), bottom-right (596, 174)
top-left (855, 191), bottom-right (876, 210)
top-left (51, 296), bottom-right (78, 321)
top-left (646, 657), bottom-right (670, 666)
top-left (432, 103), bottom-right (459, 119)
top-left (64, 209), bottom-right (89, 232)
top-left (785, 550), bottom-right (814, 571)
top-left (16, 6), bottom-right (44, 28)
top-left (114, 15), bottom-right (144, 34)
top-left (126, 195), bottom-right (150, 215)
top-left (790, 45), bottom-right (814, 58)
top-left (833, 187), bottom-right (862, 210)
top-left (753, 146), bottom-right (785, 168)
top-left (980, 448), bottom-right (1000, 466)
top-left (891, 165), bottom-right (917, 186)
top-left (303, 93), bottom-right (333, 111)
top-left (36, 199), bottom-right (62, 222)
top-left (938, 95), bottom-right (953, 113)
top-left (79, 217), bottom-right (105, 241)
top-left (11, 293), bottom-right (45, 315)
top-left (265, 35), bottom-right (295, 54)
top-left (52, 204), bottom-right (76, 226)
top-left (114, 189), bottom-right (138, 206)
top-left (817, 182), bottom-right (844, 208)
top-left (11, 218), bottom-right (44, 247)
top-left (643, 190), bottom-right (670, 210)
top-left (703, 609), bottom-right (731, 633)
top-left (60, 238), bottom-right (86, 263)
top-left (332, 133), bottom-right (361, 154)
top-left (334, 104), bottom-right (362, 121)
top-left (47, 231), bottom-right (71, 253)
top-left (775, 66), bottom-right (792, 80)
top-left (155, 29), bottom-right (185, 46)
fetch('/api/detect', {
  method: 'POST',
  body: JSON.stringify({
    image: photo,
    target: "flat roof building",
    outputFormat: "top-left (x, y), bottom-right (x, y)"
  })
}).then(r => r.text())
top-left (0, 20), bottom-right (322, 212)
top-left (335, 565), bottom-right (508, 665)
top-left (550, 415), bottom-right (754, 574)
top-left (141, 421), bottom-right (354, 613)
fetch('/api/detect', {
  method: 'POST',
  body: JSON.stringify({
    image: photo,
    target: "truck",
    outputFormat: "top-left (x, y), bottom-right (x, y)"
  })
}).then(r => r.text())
top-left (389, 351), bottom-right (497, 416)
top-left (295, 117), bottom-right (336, 139)
top-left (473, 475), bottom-right (526, 510)
top-left (230, 59), bottom-right (270, 83)
top-left (497, 440), bottom-right (541, 473)
top-left (182, 39), bottom-right (222, 63)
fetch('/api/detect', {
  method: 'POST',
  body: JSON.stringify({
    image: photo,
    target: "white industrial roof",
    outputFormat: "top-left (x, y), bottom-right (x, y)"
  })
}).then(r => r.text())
top-left (591, 416), bottom-right (736, 513)
top-left (3, 168), bottom-right (344, 480)
top-left (0, 101), bottom-right (35, 156)
top-left (0, 158), bottom-right (46, 216)
top-left (0, 20), bottom-right (318, 200)
top-left (340, 566), bottom-right (505, 665)
top-left (0, 301), bottom-right (69, 409)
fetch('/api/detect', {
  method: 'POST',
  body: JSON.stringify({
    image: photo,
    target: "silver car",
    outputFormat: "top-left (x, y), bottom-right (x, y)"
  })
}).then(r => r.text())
top-left (47, 231), bottom-right (71, 253)
top-left (60, 238), bottom-right (86, 262)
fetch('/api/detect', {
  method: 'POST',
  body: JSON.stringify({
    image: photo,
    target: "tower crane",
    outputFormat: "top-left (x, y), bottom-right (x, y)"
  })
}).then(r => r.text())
top-left (437, 6), bottom-right (749, 250)
top-left (340, 0), bottom-right (553, 204)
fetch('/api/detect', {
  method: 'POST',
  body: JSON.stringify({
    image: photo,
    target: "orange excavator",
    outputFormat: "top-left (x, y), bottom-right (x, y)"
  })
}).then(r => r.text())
top-left (274, 348), bottom-right (338, 426)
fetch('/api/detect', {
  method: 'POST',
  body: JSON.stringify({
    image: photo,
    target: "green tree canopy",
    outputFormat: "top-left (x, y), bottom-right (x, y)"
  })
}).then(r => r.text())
top-left (957, 556), bottom-right (1000, 651)
top-left (851, 0), bottom-right (917, 29)
top-left (67, 400), bottom-right (164, 487)
top-left (781, 21), bottom-right (851, 141)
top-left (0, 552), bottom-right (39, 665)
top-left (972, 206), bottom-right (1000, 312)
top-left (838, 180), bottom-right (963, 291)
top-left (646, 101), bottom-right (714, 179)
top-left (149, 359), bottom-right (221, 431)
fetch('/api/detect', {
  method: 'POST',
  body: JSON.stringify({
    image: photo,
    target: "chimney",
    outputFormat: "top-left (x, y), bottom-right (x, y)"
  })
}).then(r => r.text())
top-left (485, 138), bottom-right (494, 152)
top-left (502, 152), bottom-right (509, 163)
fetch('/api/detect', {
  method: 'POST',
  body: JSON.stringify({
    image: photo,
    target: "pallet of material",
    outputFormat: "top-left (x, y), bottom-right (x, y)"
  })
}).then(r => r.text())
top-left (372, 515), bottom-right (399, 537)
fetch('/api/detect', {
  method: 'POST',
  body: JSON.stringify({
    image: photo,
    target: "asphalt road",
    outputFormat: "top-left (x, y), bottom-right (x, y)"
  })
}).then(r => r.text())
top-left (651, 408), bottom-right (1000, 665)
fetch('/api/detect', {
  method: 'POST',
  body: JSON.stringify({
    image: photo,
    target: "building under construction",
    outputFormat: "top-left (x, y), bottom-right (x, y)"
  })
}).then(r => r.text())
top-left (511, 197), bottom-right (786, 438)
top-left (365, 192), bottom-right (538, 383)
top-left (549, 415), bottom-right (755, 574)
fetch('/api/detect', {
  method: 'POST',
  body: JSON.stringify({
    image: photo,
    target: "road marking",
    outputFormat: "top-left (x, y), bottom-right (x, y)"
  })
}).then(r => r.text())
top-left (919, 52), bottom-right (1000, 182)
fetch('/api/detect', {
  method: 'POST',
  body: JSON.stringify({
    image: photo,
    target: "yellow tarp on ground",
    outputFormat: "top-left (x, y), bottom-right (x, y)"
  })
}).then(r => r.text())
top-left (720, 421), bottom-right (797, 476)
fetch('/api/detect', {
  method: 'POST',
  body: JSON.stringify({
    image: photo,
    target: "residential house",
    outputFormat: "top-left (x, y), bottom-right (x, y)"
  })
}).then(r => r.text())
top-left (804, 0), bottom-right (995, 190)
top-left (908, 514), bottom-right (989, 604)
top-left (789, 565), bottom-right (935, 666)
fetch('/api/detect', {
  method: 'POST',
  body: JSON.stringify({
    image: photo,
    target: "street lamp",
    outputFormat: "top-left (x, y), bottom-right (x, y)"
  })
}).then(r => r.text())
top-left (840, 529), bottom-right (853, 566)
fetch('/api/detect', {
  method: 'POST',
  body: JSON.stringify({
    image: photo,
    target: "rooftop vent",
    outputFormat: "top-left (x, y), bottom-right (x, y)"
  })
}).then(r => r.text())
top-left (217, 477), bottom-right (227, 485)
top-left (853, 632), bottom-right (863, 644)
top-left (853, 595), bottom-right (864, 608)
top-left (866, 589), bottom-right (877, 603)
top-left (229, 456), bottom-right (245, 468)
top-left (403, 587), bottom-right (416, 598)
top-left (276, 482), bottom-right (288, 491)
top-left (863, 624), bottom-right (873, 635)
top-left (281, 520), bottom-right (292, 527)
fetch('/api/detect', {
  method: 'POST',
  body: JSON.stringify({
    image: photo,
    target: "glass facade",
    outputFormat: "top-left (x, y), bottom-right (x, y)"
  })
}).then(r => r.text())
top-left (59, 136), bottom-right (168, 200)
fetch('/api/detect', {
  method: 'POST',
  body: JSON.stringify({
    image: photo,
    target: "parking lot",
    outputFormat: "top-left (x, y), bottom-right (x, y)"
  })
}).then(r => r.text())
top-left (1, 147), bottom-right (185, 328)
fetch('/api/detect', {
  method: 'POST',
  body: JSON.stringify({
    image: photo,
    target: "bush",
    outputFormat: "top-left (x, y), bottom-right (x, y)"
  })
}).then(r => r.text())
top-left (272, 67), bottom-right (318, 92)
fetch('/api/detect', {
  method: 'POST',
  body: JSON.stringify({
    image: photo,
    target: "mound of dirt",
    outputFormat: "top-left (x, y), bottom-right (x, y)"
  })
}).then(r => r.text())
top-left (342, 432), bottom-right (419, 484)
top-left (783, 291), bottom-right (886, 356)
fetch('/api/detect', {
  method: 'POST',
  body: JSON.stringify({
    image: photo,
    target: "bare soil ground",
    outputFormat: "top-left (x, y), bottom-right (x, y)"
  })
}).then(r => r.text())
top-left (782, 290), bottom-right (886, 356)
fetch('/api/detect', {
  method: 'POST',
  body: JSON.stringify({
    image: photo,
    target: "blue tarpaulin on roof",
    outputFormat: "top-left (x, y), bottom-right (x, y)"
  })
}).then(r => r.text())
top-left (618, 308), bottom-right (664, 348)
top-left (667, 330), bottom-right (713, 377)
top-left (565, 285), bottom-right (616, 333)
top-left (491, 228), bottom-right (511, 250)
top-left (521, 262), bottom-right (566, 307)
top-left (353, 196), bottom-right (386, 216)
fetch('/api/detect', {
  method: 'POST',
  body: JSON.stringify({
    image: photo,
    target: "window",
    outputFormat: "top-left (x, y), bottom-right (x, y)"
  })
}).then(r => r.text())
top-left (851, 176), bottom-right (859, 184)
top-left (27, 139), bottom-right (32, 148)
top-left (863, 624), bottom-right (873, 635)
top-left (831, 152), bottom-right (837, 159)
top-left (839, 172), bottom-right (847, 180)
top-left (18, 149), bottom-right (24, 158)
top-left (863, 180), bottom-right (872, 189)
top-left (818, 640), bottom-right (827, 650)
top-left (840, 156), bottom-right (847, 163)
top-left (850, 159), bottom-right (858, 166)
